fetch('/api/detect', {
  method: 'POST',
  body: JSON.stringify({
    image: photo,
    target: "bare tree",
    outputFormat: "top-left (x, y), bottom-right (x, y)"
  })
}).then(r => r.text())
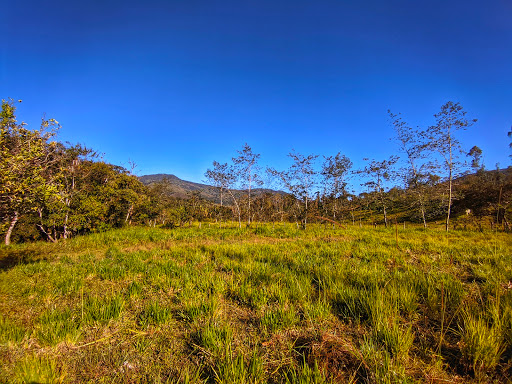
top-left (205, 161), bottom-right (229, 207)
top-left (270, 151), bottom-right (318, 229)
top-left (321, 153), bottom-right (352, 221)
top-left (425, 101), bottom-right (476, 231)
top-left (232, 143), bottom-right (262, 225)
top-left (359, 157), bottom-right (398, 228)
top-left (205, 161), bottom-right (242, 228)
top-left (389, 111), bottom-right (431, 228)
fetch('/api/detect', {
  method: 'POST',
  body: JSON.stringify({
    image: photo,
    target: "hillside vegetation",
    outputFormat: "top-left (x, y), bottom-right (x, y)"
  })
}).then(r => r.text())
top-left (2, 99), bottom-right (512, 245)
top-left (1, 224), bottom-right (511, 383)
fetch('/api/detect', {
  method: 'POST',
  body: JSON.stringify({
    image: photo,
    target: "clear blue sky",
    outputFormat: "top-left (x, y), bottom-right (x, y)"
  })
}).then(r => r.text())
top-left (2, 0), bottom-right (511, 188)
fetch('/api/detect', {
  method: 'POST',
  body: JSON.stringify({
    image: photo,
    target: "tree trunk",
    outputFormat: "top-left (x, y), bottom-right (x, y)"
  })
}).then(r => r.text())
top-left (379, 192), bottom-right (388, 228)
top-left (303, 197), bottom-right (308, 230)
top-left (227, 189), bottom-right (241, 229)
top-left (36, 224), bottom-right (57, 243)
top-left (5, 211), bottom-right (19, 246)
top-left (446, 170), bottom-right (453, 231)
top-left (248, 174), bottom-right (252, 225)
top-left (64, 210), bottom-right (70, 239)
top-left (420, 203), bottom-right (427, 229)
top-left (125, 204), bottom-right (134, 224)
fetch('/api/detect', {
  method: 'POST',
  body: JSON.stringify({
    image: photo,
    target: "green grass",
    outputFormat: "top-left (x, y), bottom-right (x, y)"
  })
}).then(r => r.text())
top-left (0, 223), bottom-right (511, 382)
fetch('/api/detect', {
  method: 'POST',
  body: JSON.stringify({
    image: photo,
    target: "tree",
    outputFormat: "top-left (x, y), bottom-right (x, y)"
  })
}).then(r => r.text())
top-left (35, 143), bottom-right (97, 241)
top-left (389, 110), bottom-right (432, 228)
top-left (205, 161), bottom-right (242, 228)
top-left (0, 99), bottom-right (62, 245)
top-left (270, 151), bottom-right (318, 229)
top-left (321, 153), bottom-right (352, 221)
top-left (468, 146), bottom-right (484, 173)
top-left (205, 161), bottom-right (230, 207)
top-left (232, 143), bottom-right (262, 225)
top-left (359, 157), bottom-right (398, 227)
top-left (425, 101), bottom-right (476, 231)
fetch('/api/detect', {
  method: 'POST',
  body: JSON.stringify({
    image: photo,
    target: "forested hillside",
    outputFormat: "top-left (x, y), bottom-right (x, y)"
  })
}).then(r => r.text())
top-left (1, 98), bottom-right (511, 245)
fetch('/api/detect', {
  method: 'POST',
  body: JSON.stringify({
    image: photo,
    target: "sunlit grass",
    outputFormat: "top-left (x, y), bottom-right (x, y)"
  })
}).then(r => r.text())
top-left (0, 223), bottom-right (511, 382)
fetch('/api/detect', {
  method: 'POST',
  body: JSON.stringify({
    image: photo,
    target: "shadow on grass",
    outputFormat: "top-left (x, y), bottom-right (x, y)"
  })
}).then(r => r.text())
top-left (0, 248), bottom-right (45, 272)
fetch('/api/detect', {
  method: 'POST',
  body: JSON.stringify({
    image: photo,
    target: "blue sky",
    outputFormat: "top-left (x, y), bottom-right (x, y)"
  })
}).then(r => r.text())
top-left (2, 0), bottom-right (511, 189)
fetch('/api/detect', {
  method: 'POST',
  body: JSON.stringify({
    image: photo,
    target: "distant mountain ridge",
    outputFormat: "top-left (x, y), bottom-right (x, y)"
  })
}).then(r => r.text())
top-left (138, 173), bottom-right (284, 204)
top-left (139, 174), bottom-right (212, 192)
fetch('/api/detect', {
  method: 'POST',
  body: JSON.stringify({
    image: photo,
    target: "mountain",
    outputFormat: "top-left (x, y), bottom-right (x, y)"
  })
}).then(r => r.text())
top-left (138, 173), bottom-right (284, 204)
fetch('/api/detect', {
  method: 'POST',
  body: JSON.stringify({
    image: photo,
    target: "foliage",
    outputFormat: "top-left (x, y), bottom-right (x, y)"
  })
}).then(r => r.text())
top-left (0, 100), bottom-right (152, 244)
top-left (0, 99), bottom-right (62, 244)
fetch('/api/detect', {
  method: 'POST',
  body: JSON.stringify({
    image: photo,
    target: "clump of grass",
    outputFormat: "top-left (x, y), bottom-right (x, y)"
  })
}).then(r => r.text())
top-left (193, 322), bottom-right (234, 358)
top-left (302, 298), bottom-right (332, 323)
top-left (83, 294), bottom-right (125, 324)
top-left (96, 261), bottom-right (127, 280)
top-left (227, 278), bottom-right (269, 309)
top-left (14, 355), bottom-right (66, 384)
top-left (36, 308), bottom-right (81, 346)
top-left (138, 301), bottom-right (172, 326)
top-left (332, 285), bottom-right (370, 323)
top-left (459, 307), bottom-right (505, 378)
top-left (52, 274), bottom-right (83, 294)
top-left (213, 348), bottom-right (265, 384)
top-left (359, 336), bottom-right (409, 384)
top-left (177, 292), bottom-right (220, 323)
top-left (260, 303), bottom-right (298, 334)
top-left (366, 289), bottom-right (414, 362)
top-left (0, 315), bottom-right (26, 345)
top-left (127, 280), bottom-right (143, 297)
top-left (284, 359), bottom-right (331, 384)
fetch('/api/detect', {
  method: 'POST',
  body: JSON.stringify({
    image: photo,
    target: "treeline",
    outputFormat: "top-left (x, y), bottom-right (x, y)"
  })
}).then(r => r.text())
top-left (1, 99), bottom-right (511, 244)
top-left (202, 101), bottom-right (511, 231)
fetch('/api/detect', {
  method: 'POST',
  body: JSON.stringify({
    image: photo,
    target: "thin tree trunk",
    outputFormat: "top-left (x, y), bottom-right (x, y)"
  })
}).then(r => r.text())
top-left (446, 170), bottom-right (452, 231)
top-left (380, 192), bottom-right (388, 228)
top-left (125, 204), bottom-right (134, 224)
top-left (227, 189), bottom-right (242, 229)
top-left (64, 211), bottom-right (70, 239)
top-left (420, 203), bottom-right (427, 229)
top-left (36, 224), bottom-right (57, 243)
top-left (248, 173), bottom-right (252, 225)
top-left (5, 211), bottom-right (19, 246)
top-left (304, 197), bottom-right (308, 230)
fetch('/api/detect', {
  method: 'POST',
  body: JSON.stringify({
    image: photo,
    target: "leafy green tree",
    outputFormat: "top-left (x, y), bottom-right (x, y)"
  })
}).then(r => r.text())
top-left (468, 146), bottom-right (484, 174)
top-left (35, 143), bottom-right (97, 241)
top-left (0, 99), bottom-right (62, 245)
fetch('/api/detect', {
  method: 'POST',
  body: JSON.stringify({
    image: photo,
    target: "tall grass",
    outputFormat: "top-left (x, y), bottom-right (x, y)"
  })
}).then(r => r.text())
top-left (0, 223), bottom-right (511, 382)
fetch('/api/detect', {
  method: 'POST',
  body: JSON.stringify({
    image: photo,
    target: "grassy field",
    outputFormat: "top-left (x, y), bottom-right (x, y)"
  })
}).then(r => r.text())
top-left (0, 223), bottom-right (511, 383)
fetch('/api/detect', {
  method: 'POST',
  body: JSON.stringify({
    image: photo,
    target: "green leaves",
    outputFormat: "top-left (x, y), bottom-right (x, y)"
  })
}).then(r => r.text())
top-left (0, 100), bottom-right (151, 244)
